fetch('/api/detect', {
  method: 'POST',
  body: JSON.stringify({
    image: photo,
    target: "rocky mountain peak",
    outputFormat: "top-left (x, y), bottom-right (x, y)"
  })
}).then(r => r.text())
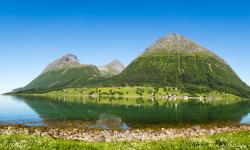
top-left (98, 59), bottom-right (125, 75)
top-left (42, 53), bottom-right (80, 73)
top-left (107, 59), bottom-right (124, 67)
top-left (145, 33), bottom-right (209, 53)
top-left (63, 54), bottom-right (79, 63)
top-left (106, 59), bottom-right (125, 73)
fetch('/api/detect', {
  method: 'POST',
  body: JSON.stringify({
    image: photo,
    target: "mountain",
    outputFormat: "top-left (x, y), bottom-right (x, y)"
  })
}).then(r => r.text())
top-left (12, 34), bottom-right (250, 97)
top-left (15, 54), bottom-right (125, 94)
top-left (98, 60), bottom-right (125, 76)
top-left (108, 33), bottom-right (250, 97)
top-left (18, 54), bottom-right (101, 93)
top-left (42, 54), bottom-right (80, 73)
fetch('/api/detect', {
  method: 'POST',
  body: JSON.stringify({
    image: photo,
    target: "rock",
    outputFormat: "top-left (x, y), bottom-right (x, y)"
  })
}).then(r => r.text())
top-left (42, 54), bottom-right (80, 73)
top-left (41, 132), bottom-right (50, 137)
top-left (146, 33), bottom-right (211, 53)
top-left (191, 125), bottom-right (201, 132)
top-left (7, 126), bottom-right (13, 130)
top-left (105, 137), bottom-right (112, 142)
top-left (0, 125), bottom-right (249, 142)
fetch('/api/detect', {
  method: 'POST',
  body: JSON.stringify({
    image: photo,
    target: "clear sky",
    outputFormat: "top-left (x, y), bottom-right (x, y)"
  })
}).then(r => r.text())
top-left (0, 0), bottom-right (250, 94)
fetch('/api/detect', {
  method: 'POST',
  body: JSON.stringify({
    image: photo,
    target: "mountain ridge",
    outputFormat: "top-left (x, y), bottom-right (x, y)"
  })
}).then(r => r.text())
top-left (42, 54), bottom-right (81, 73)
top-left (142, 33), bottom-right (225, 63)
top-left (41, 53), bottom-right (125, 75)
top-left (14, 54), bottom-right (125, 93)
top-left (146, 33), bottom-right (209, 52)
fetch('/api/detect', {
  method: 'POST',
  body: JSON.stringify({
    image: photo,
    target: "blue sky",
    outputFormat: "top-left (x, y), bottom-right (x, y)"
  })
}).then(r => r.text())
top-left (0, 0), bottom-right (250, 93)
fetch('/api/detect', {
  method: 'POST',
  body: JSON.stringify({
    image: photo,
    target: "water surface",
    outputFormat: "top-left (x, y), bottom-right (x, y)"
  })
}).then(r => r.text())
top-left (0, 95), bottom-right (249, 129)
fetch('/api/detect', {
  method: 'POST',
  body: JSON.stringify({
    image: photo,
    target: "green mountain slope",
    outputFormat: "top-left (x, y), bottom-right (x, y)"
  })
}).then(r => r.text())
top-left (17, 54), bottom-right (101, 93)
top-left (15, 54), bottom-right (125, 94)
top-left (21, 65), bottom-right (100, 93)
top-left (106, 34), bottom-right (250, 97)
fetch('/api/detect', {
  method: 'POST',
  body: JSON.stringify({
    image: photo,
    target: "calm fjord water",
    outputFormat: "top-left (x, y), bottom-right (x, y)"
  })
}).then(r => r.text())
top-left (0, 95), bottom-right (249, 129)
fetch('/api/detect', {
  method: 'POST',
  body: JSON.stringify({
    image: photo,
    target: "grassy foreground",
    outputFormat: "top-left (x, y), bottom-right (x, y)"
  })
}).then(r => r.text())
top-left (0, 131), bottom-right (249, 150)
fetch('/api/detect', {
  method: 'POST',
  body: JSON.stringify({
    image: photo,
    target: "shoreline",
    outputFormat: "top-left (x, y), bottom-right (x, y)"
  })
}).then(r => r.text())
top-left (0, 124), bottom-right (249, 142)
top-left (5, 86), bottom-right (244, 100)
top-left (4, 93), bottom-right (243, 101)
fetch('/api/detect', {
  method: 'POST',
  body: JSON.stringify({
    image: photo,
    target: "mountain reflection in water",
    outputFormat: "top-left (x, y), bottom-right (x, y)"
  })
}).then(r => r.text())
top-left (241, 113), bottom-right (250, 125)
top-left (0, 95), bottom-right (249, 129)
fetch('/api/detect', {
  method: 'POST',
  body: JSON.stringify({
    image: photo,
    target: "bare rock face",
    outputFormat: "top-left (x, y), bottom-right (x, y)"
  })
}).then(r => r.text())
top-left (106, 60), bottom-right (125, 74)
top-left (145, 33), bottom-right (210, 53)
top-left (42, 54), bottom-right (80, 73)
top-left (98, 59), bottom-right (125, 75)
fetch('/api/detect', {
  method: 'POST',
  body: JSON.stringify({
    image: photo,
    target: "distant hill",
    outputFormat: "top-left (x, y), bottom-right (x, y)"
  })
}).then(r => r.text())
top-left (98, 59), bottom-right (125, 76)
top-left (105, 33), bottom-right (250, 97)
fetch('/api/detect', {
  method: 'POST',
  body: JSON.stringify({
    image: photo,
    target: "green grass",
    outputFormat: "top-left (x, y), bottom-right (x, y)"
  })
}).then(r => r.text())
top-left (0, 131), bottom-right (249, 150)
top-left (43, 86), bottom-right (240, 100)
